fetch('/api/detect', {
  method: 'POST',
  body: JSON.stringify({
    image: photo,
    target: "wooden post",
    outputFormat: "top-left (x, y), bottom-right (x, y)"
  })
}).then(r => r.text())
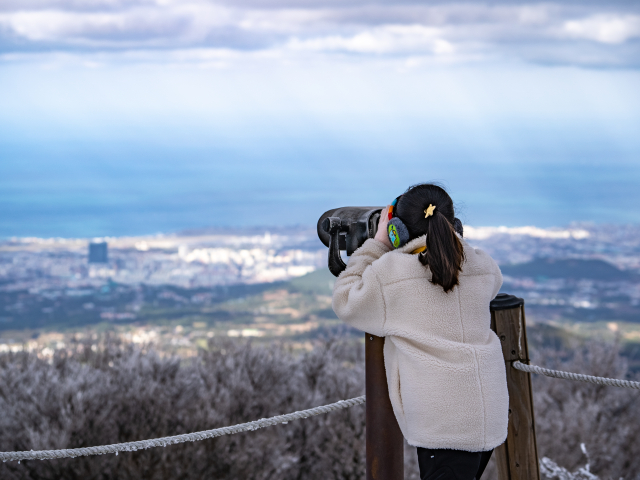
top-left (490, 294), bottom-right (541, 480)
top-left (366, 333), bottom-right (404, 480)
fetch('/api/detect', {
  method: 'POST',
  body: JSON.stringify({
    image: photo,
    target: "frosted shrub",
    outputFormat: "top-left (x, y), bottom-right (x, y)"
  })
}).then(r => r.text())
top-left (540, 444), bottom-right (599, 480)
top-left (1, 338), bottom-right (638, 480)
top-left (531, 340), bottom-right (640, 480)
top-left (541, 457), bottom-right (600, 480)
top-left (0, 338), bottom-right (366, 480)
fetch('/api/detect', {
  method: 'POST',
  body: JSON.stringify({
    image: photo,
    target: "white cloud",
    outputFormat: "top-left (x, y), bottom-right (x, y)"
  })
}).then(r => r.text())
top-left (563, 14), bottom-right (640, 44)
top-left (0, 1), bottom-right (638, 68)
top-left (0, 5), bottom-right (232, 46)
top-left (287, 25), bottom-right (454, 55)
top-left (465, 225), bottom-right (590, 240)
top-left (3, 10), bottom-right (185, 43)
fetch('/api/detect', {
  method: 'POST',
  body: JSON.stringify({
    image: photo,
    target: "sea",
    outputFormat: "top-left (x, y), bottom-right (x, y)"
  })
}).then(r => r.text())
top-left (2, 121), bottom-right (639, 239)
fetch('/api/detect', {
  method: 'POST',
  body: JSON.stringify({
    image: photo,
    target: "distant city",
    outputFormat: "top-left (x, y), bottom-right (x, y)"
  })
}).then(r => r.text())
top-left (2, 228), bottom-right (323, 292)
top-left (1, 224), bottom-right (639, 360)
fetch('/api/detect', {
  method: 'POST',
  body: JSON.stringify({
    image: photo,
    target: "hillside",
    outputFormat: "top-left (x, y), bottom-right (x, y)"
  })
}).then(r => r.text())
top-left (501, 258), bottom-right (635, 281)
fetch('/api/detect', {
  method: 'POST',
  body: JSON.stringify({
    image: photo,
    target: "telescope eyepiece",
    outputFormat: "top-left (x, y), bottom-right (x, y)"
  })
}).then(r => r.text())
top-left (321, 216), bottom-right (344, 235)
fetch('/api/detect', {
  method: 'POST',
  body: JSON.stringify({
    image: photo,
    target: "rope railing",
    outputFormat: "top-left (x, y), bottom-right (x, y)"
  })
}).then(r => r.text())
top-left (513, 361), bottom-right (640, 390)
top-left (2, 362), bottom-right (636, 464)
top-left (0, 395), bottom-right (366, 463)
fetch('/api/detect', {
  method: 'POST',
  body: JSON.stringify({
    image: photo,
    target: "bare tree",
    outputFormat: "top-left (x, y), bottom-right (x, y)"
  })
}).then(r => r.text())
top-left (1, 338), bottom-right (638, 480)
top-left (531, 339), bottom-right (640, 480)
top-left (0, 338), bottom-right (365, 480)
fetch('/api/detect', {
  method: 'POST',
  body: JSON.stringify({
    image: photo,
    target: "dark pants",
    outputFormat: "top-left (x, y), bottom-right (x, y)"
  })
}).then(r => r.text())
top-left (417, 447), bottom-right (493, 480)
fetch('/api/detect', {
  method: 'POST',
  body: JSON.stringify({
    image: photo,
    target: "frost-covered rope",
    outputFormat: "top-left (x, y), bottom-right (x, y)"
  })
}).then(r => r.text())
top-left (0, 395), bottom-right (366, 463)
top-left (513, 361), bottom-right (640, 390)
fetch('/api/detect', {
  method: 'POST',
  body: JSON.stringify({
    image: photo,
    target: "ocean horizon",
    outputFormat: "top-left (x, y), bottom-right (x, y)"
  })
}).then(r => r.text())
top-left (3, 120), bottom-right (639, 239)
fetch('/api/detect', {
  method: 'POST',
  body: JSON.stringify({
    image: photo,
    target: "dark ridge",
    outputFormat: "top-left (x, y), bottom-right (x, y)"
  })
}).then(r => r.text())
top-left (501, 258), bottom-right (636, 282)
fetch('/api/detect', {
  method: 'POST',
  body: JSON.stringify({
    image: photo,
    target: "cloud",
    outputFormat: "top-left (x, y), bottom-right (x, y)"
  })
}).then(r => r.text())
top-left (2, 10), bottom-right (190, 44)
top-left (563, 14), bottom-right (640, 44)
top-left (0, 0), bottom-right (155, 13)
top-left (287, 25), bottom-right (455, 55)
top-left (0, 0), bottom-right (638, 68)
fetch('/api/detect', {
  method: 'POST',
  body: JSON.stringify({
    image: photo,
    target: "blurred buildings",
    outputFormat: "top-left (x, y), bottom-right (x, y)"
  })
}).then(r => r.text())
top-left (1, 224), bottom-right (639, 358)
top-left (88, 241), bottom-right (108, 263)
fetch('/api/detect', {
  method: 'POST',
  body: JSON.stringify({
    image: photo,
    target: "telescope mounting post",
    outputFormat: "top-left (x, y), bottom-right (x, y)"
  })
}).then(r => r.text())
top-left (366, 334), bottom-right (404, 480)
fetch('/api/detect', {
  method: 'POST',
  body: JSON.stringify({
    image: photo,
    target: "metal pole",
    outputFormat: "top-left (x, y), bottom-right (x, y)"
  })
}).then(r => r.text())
top-left (490, 294), bottom-right (541, 480)
top-left (366, 333), bottom-right (404, 480)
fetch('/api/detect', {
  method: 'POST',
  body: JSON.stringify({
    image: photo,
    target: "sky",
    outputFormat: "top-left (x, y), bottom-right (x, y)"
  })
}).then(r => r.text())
top-left (1, 0), bottom-right (639, 238)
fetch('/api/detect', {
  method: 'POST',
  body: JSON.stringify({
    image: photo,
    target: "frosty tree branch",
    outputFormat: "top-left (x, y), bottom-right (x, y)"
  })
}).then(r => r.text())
top-left (0, 396), bottom-right (366, 463)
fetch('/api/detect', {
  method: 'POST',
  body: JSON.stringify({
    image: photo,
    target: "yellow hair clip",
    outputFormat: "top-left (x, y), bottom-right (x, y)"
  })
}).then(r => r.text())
top-left (424, 204), bottom-right (436, 218)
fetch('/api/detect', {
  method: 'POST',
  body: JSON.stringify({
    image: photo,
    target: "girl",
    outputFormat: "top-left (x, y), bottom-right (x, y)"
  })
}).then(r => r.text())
top-left (332, 184), bottom-right (508, 480)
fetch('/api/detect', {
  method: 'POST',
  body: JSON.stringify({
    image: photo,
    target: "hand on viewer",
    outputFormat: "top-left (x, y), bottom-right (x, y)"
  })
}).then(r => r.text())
top-left (374, 206), bottom-right (393, 249)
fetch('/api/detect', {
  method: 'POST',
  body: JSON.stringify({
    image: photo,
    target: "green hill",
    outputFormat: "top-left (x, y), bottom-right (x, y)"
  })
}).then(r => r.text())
top-left (286, 268), bottom-right (335, 295)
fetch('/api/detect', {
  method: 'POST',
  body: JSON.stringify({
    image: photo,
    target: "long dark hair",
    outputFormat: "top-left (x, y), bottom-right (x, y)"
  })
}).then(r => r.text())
top-left (395, 184), bottom-right (464, 292)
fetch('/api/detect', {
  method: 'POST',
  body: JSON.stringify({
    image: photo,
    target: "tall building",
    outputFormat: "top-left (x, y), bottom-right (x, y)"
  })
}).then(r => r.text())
top-left (88, 242), bottom-right (108, 263)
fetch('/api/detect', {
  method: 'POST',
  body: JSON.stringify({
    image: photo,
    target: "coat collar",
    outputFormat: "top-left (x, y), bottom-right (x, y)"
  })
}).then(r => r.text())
top-left (397, 234), bottom-right (428, 254)
top-left (396, 234), bottom-right (468, 255)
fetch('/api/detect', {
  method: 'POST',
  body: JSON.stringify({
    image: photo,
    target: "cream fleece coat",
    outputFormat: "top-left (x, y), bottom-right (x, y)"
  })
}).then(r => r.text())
top-left (332, 235), bottom-right (508, 452)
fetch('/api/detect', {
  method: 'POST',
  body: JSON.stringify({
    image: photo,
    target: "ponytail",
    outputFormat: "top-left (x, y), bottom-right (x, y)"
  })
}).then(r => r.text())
top-left (418, 212), bottom-right (464, 292)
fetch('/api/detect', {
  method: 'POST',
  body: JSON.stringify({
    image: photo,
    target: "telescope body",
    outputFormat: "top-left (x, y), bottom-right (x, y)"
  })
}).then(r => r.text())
top-left (317, 207), bottom-right (383, 277)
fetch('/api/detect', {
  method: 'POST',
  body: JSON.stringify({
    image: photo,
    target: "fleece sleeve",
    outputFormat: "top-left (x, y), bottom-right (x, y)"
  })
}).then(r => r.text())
top-left (332, 239), bottom-right (390, 337)
top-left (491, 260), bottom-right (504, 299)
